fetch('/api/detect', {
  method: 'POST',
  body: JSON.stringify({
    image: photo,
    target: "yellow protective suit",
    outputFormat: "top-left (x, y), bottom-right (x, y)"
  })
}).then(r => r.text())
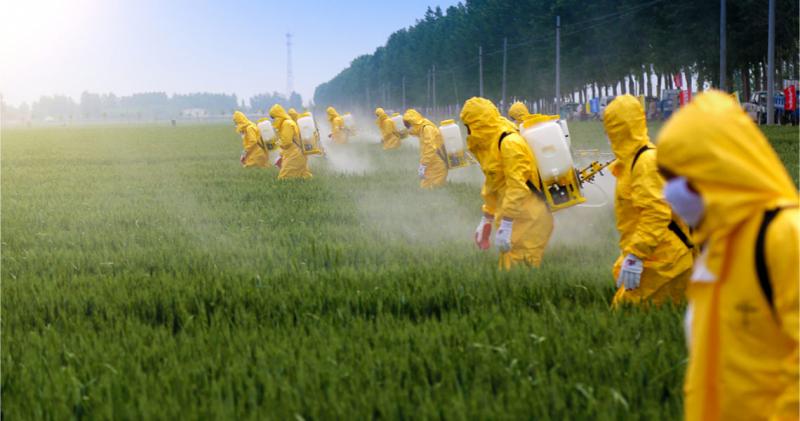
top-left (270, 104), bottom-right (311, 180)
top-left (233, 111), bottom-right (269, 168)
top-left (288, 108), bottom-right (300, 122)
top-left (460, 97), bottom-right (554, 269)
top-left (604, 94), bottom-right (693, 306)
top-left (657, 91), bottom-right (799, 421)
top-left (326, 107), bottom-right (348, 144)
top-left (375, 108), bottom-right (401, 150)
top-left (509, 102), bottom-right (530, 125)
top-left (403, 109), bottom-right (448, 189)
top-left (508, 101), bottom-right (559, 126)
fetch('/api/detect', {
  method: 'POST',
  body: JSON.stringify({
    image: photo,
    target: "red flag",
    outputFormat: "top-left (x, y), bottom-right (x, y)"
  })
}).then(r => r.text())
top-left (784, 86), bottom-right (797, 111)
top-left (674, 73), bottom-right (683, 89)
top-left (679, 90), bottom-right (692, 106)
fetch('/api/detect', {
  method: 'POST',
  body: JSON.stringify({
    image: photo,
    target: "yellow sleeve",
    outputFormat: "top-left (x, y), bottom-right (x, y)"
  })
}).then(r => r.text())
top-left (381, 119), bottom-right (395, 142)
top-left (499, 135), bottom-right (534, 219)
top-left (243, 126), bottom-right (261, 157)
top-left (627, 152), bottom-right (672, 258)
top-left (279, 121), bottom-right (296, 150)
top-left (481, 179), bottom-right (498, 216)
top-left (333, 117), bottom-right (343, 134)
top-left (419, 125), bottom-right (438, 166)
top-left (768, 210), bottom-right (800, 420)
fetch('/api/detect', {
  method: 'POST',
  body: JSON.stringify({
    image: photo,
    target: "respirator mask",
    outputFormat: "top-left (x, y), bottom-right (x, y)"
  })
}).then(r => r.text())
top-left (663, 176), bottom-right (705, 228)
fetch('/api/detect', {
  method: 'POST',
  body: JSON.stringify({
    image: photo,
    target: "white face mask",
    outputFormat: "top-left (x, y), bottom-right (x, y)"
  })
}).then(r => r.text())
top-left (664, 177), bottom-right (705, 228)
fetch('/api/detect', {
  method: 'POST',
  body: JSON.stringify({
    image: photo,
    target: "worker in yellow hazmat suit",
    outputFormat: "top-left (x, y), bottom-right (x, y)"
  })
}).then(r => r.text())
top-left (656, 91), bottom-right (798, 421)
top-left (270, 104), bottom-right (312, 180)
top-left (375, 108), bottom-right (401, 150)
top-left (403, 109), bottom-right (448, 189)
top-left (460, 97), bottom-right (554, 269)
top-left (326, 107), bottom-right (348, 144)
top-left (604, 94), bottom-right (693, 306)
top-left (232, 111), bottom-right (269, 168)
top-left (508, 101), bottom-right (559, 126)
top-left (288, 108), bottom-right (300, 122)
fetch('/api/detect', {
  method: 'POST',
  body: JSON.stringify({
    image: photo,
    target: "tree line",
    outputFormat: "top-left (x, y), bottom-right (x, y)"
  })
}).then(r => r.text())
top-left (2, 91), bottom-right (304, 122)
top-left (313, 0), bottom-right (799, 112)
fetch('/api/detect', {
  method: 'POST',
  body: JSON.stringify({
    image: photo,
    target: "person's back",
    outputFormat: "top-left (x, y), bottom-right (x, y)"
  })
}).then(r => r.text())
top-left (403, 109), bottom-right (447, 189)
top-left (461, 97), bottom-right (554, 269)
top-left (375, 108), bottom-right (401, 150)
top-left (270, 104), bottom-right (311, 180)
top-left (657, 91), bottom-right (798, 421)
top-left (604, 94), bottom-right (693, 306)
top-left (327, 107), bottom-right (348, 144)
top-left (233, 111), bottom-right (269, 168)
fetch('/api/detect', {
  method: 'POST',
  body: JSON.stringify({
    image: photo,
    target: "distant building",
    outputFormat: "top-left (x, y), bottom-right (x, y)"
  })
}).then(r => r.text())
top-left (181, 108), bottom-right (209, 118)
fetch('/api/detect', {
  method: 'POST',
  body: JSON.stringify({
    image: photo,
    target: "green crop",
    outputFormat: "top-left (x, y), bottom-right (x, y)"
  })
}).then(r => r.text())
top-left (2, 122), bottom-right (796, 419)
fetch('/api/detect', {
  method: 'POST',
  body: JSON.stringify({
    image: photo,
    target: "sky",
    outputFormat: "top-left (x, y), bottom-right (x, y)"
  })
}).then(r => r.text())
top-left (0, 0), bottom-right (460, 107)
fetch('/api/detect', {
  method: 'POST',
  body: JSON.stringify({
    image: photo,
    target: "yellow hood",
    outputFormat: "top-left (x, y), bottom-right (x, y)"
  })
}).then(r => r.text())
top-left (270, 104), bottom-right (290, 129)
top-left (288, 108), bottom-right (299, 121)
top-left (509, 101), bottom-right (529, 123)
top-left (375, 107), bottom-right (388, 124)
top-left (233, 111), bottom-right (251, 133)
top-left (604, 94), bottom-right (652, 165)
top-left (657, 90), bottom-right (798, 246)
top-left (326, 106), bottom-right (339, 122)
top-left (460, 97), bottom-right (516, 153)
top-left (403, 109), bottom-right (433, 136)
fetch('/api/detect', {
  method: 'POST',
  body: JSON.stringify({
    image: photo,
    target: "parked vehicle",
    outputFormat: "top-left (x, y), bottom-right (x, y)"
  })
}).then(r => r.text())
top-left (744, 91), bottom-right (788, 125)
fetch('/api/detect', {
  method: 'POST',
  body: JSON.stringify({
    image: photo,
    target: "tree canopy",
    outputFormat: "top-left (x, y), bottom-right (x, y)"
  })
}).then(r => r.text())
top-left (314, 0), bottom-right (799, 111)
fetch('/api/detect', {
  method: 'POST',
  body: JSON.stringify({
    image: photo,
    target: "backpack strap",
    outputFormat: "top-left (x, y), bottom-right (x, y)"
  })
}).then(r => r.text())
top-left (498, 132), bottom-right (546, 200)
top-left (755, 208), bottom-right (782, 311)
top-left (630, 145), bottom-right (653, 172)
top-left (668, 220), bottom-right (694, 250)
top-left (630, 144), bottom-right (693, 250)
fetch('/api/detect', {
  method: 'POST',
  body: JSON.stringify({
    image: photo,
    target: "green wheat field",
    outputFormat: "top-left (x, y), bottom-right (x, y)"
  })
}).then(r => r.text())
top-left (2, 121), bottom-right (797, 419)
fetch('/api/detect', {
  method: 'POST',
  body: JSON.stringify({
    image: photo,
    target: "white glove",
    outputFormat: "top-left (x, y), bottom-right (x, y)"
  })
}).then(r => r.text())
top-left (418, 164), bottom-right (427, 179)
top-left (474, 215), bottom-right (493, 250)
top-left (616, 253), bottom-right (644, 290)
top-left (495, 219), bottom-right (513, 253)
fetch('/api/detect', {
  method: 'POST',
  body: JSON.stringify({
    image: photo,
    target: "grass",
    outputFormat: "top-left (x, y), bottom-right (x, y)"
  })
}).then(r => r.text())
top-left (1, 121), bottom-right (796, 419)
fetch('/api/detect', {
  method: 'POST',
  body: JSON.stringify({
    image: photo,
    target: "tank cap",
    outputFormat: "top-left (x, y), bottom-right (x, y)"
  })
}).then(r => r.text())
top-left (440, 119), bottom-right (455, 126)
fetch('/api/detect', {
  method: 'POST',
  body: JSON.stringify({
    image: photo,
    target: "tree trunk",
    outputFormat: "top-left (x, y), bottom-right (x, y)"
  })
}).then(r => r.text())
top-left (642, 67), bottom-right (648, 97)
top-left (743, 66), bottom-right (751, 101)
top-left (656, 73), bottom-right (661, 98)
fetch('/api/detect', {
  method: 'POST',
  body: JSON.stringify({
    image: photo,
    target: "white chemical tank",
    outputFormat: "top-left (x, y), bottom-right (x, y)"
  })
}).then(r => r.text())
top-left (390, 113), bottom-right (408, 137)
top-left (342, 113), bottom-right (356, 131)
top-left (296, 113), bottom-right (322, 155)
top-left (520, 118), bottom-right (574, 183)
top-left (257, 120), bottom-right (277, 150)
top-left (439, 119), bottom-right (470, 168)
top-left (297, 114), bottom-right (316, 142)
top-left (557, 119), bottom-right (571, 148)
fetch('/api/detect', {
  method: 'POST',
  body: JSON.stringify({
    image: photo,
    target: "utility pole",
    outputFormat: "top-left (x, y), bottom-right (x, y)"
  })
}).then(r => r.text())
top-left (427, 68), bottom-right (431, 109)
top-left (720, 0), bottom-right (727, 91)
top-left (502, 37), bottom-right (508, 112)
top-left (479, 46), bottom-right (484, 97)
top-left (402, 76), bottom-right (406, 111)
top-left (366, 85), bottom-right (370, 110)
top-left (432, 65), bottom-right (437, 115)
top-left (555, 16), bottom-right (561, 113)
top-left (766, 0), bottom-right (775, 124)
top-left (286, 33), bottom-right (294, 98)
